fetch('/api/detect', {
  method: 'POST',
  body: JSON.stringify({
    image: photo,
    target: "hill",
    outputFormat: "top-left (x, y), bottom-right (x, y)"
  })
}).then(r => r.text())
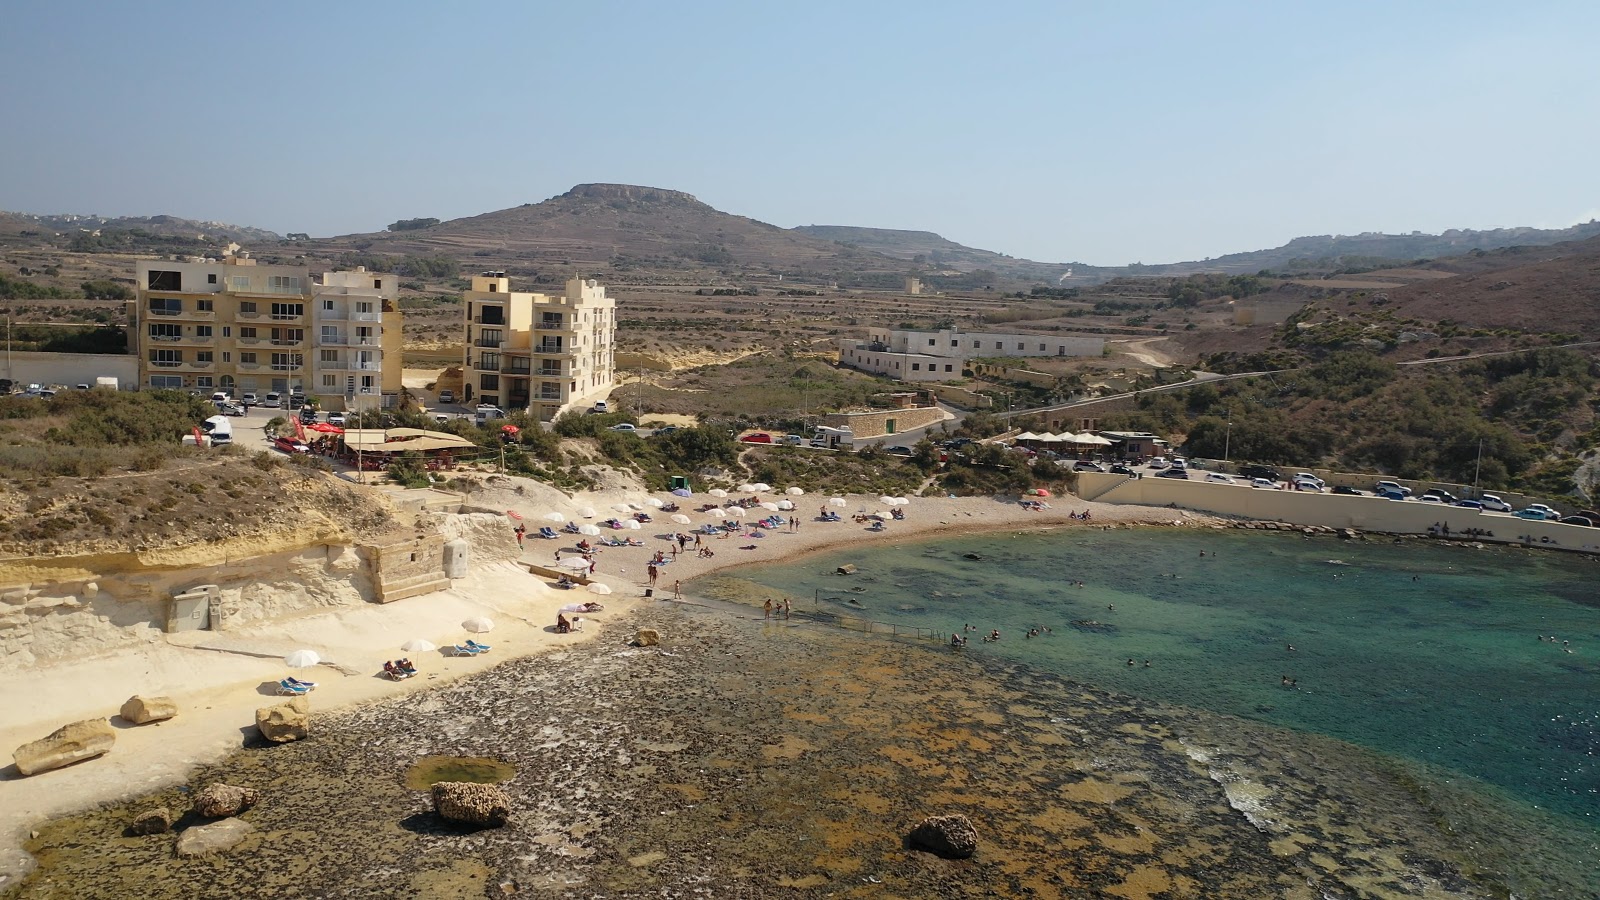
top-left (0, 210), bottom-right (280, 244)
top-left (790, 225), bottom-right (1078, 281)
top-left (1376, 234), bottom-right (1600, 334)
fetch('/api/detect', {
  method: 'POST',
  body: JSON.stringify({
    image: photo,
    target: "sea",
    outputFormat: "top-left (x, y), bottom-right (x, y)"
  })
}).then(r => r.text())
top-left (700, 526), bottom-right (1600, 897)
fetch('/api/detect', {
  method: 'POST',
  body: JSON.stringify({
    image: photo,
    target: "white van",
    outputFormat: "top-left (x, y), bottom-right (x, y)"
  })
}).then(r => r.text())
top-left (475, 405), bottom-right (507, 424)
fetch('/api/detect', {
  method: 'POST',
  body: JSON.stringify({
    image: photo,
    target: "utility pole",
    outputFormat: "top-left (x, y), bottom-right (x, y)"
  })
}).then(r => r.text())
top-left (1472, 438), bottom-right (1484, 495)
top-left (1223, 410), bottom-right (1232, 466)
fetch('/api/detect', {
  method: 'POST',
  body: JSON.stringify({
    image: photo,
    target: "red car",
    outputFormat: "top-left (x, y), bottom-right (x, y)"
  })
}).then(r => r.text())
top-left (740, 432), bottom-right (773, 444)
top-left (273, 436), bottom-right (311, 454)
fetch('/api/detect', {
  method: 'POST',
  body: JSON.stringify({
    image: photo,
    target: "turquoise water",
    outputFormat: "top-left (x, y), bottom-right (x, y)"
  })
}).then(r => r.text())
top-left (720, 528), bottom-right (1600, 830)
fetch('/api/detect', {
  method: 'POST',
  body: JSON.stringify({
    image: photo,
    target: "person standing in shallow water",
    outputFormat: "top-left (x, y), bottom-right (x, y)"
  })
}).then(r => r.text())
top-left (764, 598), bottom-right (773, 619)
top-left (783, 598), bottom-right (791, 619)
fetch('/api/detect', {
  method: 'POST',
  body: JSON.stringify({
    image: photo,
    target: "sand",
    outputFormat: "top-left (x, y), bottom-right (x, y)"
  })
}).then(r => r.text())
top-left (0, 487), bottom-right (1215, 885)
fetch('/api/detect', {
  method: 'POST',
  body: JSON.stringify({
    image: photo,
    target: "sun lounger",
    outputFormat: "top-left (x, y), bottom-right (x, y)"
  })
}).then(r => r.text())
top-left (286, 677), bottom-right (318, 690)
top-left (276, 679), bottom-right (310, 696)
top-left (447, 644), bottom-right (481, 656)
top-left (465, 639), bottom-right (492, 653)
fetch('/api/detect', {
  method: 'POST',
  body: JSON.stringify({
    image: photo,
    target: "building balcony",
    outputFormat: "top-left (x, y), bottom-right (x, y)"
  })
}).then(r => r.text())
top-left (149, 359), bottom-right (183, 368)
top-left (269, 313), bottom-right (305, 322)
top-left (534, 343), bottom-right (566, 355)
top-left (270, 363), bottom-right (303, 372)
top-left (536, 392), bottom-right (563, 402)
top-left (147, 308), bottom-right (182, 317)
top-left (349, 311), bottom-right (382, 323)
top-left (237, 362), bottom-right (261, 371)
top-left (475, 339), bottom-right (506, 349)
top-left (237, 310), bottom-right (261, 319)
top-left (146, 334), bottom-right (183, 343)
top-left (236, 337), bottom-right (262, 345)
top-left (537, 318), bottom-right (573, 331)
top-left (169, 309), bottom-right (216, 321)
top-left (538, 368), bottom-right (563, 378)
top-left (472, 316), bottom-right (507, 326)
top-left (177, 361), bottom-right (214, 371)
top-left (269, 338), bottom-right (306, 346)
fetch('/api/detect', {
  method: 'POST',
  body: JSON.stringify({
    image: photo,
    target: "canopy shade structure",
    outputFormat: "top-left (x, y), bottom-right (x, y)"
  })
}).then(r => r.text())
top-left (341, 428), bottom-right (475, 452)
top-left (645, 498), bottom-right (664, 508)
top-left (703, 508), bottom-right (726, 518)
top-left (751, 483), bottom-right (772, 492)
top-left (671, 488), bottom-right (692, 497)
top-left (1014, 432), bottom-right (1040, 441)
top-left (559, 556), bottom-right (592, 571)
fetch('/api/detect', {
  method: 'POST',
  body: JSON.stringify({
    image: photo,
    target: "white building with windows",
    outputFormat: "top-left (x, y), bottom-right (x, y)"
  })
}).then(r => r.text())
top-left (461, 273), bottom-right (616, 421)
top-left (840, 327), bottom-right (1104, 382)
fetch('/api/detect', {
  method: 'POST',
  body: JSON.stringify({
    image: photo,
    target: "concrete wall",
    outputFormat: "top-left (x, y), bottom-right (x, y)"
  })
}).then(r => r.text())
top-left (822, 406), bottom-right (946, 439)
top-left (968, 361), bottom-right (1057, 388)
top-left (2, 352), bottom-right (137, 389)
top-left (926, 384), bottom-right (993, 409)
top-left (1077, 473), bottom-right (1600, 553)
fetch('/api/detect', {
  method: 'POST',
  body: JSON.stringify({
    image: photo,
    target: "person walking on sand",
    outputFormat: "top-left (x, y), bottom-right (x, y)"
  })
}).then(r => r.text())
top-left (783, 598), bottom-right (792, 619)
top-left (673, 580), bottom-right (681, 600)
top-left (764, 598), bottom-right (774, 619)
top-left (647, 563), bottom-right (658, 586)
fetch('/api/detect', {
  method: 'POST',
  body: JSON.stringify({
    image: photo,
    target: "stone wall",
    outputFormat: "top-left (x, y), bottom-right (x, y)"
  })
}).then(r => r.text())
top-left (359, 534), bottom-right (450, 603)
top-left (822, 406), bottom-right (947, 439)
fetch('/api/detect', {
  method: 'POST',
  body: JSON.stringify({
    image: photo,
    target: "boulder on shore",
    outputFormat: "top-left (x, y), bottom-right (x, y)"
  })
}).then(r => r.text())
top-left (120, 695), bottom-right (178, 725)
top-left (908, 813), bottom-right (979, 859)
top-left (191, 783), bottom-right (261, 818)
top-left (13, 718), bottom-right (115, 776)
top-left (175, 818), bottom-right (255, 857)
top-left (129, 807), bottom-right (173, 836)
top-left (431, 781), bottom-right (512, 827)
top-left (255, 696), bottom-right (309, 743)
top-left (633, 628), bottom-right (660, 647)
top-left (836, 564), bottom-right (858, 575)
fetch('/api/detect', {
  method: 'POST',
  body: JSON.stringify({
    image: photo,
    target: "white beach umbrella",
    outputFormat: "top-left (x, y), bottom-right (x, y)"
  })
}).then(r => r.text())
top-left (628, 503), bottom-right (645, 511)
top-left (542, 512), bottom-right (565, 523)
top-left (704, 508), bottom-right (726, 518)
top-left (828, 497), bottom-right (848, 508)
top-left (401, 638), bottom-right (436, 653)
top-left (752, 483), bottom-right (772, 492)
top-left (891, 497), bottom-right (910, 506)
top-left (879, 495), bottom-right (897, 506)
top-left (736, 483), bottom-right (755, 492)
top-left (785, 487), bottom-right (805, 496)
top-left (462, 617), bottom-right (495, 633)
top-left (623, 519), bottom-right (642, 530)
top-left (876, 510), bottom-right (892, 519)
top-left (669, 513), bottom-right (692, 525)
top-left (560, 603), bottom-right (589, 613)
top-left (587, 582), bottom-right (613, 595)
top-left (560, 556), bottom-right (592, 571)
top-left (578, 524), bottom-right (602, 536)
top-left (727, 507), bottom-right (746, 518)
top-left (578, 506), bottom-right (596, 518)
top-left (709, 488), bottom-right (729, 498)
top-left (645, 498), bottom-right (664, 508)
top-left (283, 649), bottom-right (321, 668)
top-left (612, 503), bottom-right (633, 513)
top-left (776, 500), bottom-right (795, 511)
top-left (758, 502), bottom-right (780, 512)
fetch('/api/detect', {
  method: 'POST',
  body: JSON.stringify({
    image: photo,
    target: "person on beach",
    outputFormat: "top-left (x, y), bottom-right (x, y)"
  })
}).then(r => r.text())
top-left (647, 563), bottom-right (658, 586)
top-left (783, 598), bottom-right (792, 619)
top-left (673, 580), bottom-right (681, 599)
top-left (764, 598), bottom-right (773, 618)
top-left (557, 613), bottom-right (571, 634)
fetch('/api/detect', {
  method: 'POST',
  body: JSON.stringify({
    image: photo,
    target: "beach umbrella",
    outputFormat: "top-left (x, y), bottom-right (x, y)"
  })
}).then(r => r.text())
top-left (891, 497), bottom-right (910, 506)
top-left (612, 503), bottom-right (633, 513)
top-left (752, 483), bottom-right (772, 492)
top-left (669, 514), bottom-right (692, 525)
top-left (645, 498), bottom-right (664, 508)
top-left (785, 487), bottom-right (805, 496)
top-left (709, 488), bottom-right (729, 498)
top-left (578, 506), bottom-right (596, 518)
top-left (704, 508), bottom-right (725, 518)
top-left (828, 497), bottom-right (848, 508)
top-left (736, 483), bottom-right (755, 492)
top-left (542, 512), bottom-right (565, 523)
top-left (401, 638), bottom-right (436, 653)
top-left (759, 501), bottom-right (780, 512)
top-left (283, 649), bottom-right (321, 668)
top-left (776, 500), bottom-right (795, 511)
top-left (727, 507), bottom-right (746, 518)
top-left (1034, 488), bottom-right (1051, 497)
top-left (560, 603), bottom-right (589, 613)
top-left (628, 503), bottom-right (645, 511)
top-left (623, 519), bottom-right (642, 530)
top-left (671, 488), bottom-right (692, 497)
top-left (875, 511), bottom-right (892, 519)
top-left (578, 524), bottom-right (602, 536)
top-left (879, 495), bottom-right (897, 506)
top-left (462, 617), bottom-right (495, 633)
top-left (560, 556), bottom-right (591, 571)
top-left (587, 582), bottom-right (613, 595)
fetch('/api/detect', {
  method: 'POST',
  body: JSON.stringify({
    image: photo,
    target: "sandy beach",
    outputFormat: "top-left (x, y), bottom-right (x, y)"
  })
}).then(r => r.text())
top-left (0, 484), bottom-right (1215, 886)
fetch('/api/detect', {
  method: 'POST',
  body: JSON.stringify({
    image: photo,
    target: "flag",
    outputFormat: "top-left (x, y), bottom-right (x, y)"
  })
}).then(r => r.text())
top-left (192, 426), bottom-right (204, 446)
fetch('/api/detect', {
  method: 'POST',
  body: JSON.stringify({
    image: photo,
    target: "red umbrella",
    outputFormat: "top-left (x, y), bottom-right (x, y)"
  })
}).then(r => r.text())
top-left (309, 423), bottom-right (344, 434)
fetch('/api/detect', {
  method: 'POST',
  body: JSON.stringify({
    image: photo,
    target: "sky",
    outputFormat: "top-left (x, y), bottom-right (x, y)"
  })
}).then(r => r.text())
top-left (2, 1), bottom-right (1598, 266)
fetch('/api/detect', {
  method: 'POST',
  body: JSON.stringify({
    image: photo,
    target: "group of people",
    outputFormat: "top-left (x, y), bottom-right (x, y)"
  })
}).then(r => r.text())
top-left (762, 597), bottom-right (792, 619)
top-left (556, 612), bottom-right (585, 634)
top-left (1538, 634), bottom-right (1575, 653)
top-left (382, 659), bottom-right (418, 680)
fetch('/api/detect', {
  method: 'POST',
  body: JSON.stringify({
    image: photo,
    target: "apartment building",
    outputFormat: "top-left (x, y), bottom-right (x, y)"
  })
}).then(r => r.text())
top-left (461, 273), bottom-right (616, 421)
top-left (840, 327), bottom-right (1105, 383)
top-left (131, 255), bottom-right (402, 408)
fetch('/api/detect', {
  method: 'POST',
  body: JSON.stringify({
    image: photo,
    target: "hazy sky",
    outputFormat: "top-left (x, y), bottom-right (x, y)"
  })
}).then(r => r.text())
top-left (3, 1), bottom-right (1597, 265)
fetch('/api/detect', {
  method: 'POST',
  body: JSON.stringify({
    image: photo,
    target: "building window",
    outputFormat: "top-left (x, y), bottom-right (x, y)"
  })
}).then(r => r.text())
top-left (149, 374), bottom-right (182, 388)
top-left (222, 327), bottom-right (230, 337)
top-left (222, 352), bottom-right (230, 362)
top-left (995, 342), bottom-right (1002, 349)
top-left (1039, 344), bottom-right (1046, 351)
top-left (945, 364), bottom-right (953, 372)
top-left (148, 323), bottom-right (180, 341)
top-left (356, 301), bottom-right (374, 314)
top-left (480, 353), bottom-right (500, 370)
top-left (240, 327), bottom-right (257, 339)
top-left (208, 273), bottom-right (218, 284)
top-left (148, 297), bottom-right (181, 316)
top-left (197, 299), bottom-right (214, 312)
top-left (239, 301), bottom-right (256, 314)
top-left (322, 374), bottom-right (337, 388)
top-left (270, 303), bottom-right (304, 319)
top-left (196, 325), bottom-right (212, 337)
top-left (149, 349), bottom-right (182, 367)
top-left (196, 376), bottom-right (213, 388)
top-left (240, 352), bottom-right (257, 364)
top-left (270, 353), bottom-right (302, 371)
top-left (320, 349), bottom-right (339, 363)
top-left (480, 374), bottom-right (499, 390)
top-left (271, 328), bottom-right (303, 345)
top-left (928, 338), bottom-right (936, 346)
top-left (912, 363), bottom-right (921, 371)
top-left (322, 299), bottom-right (334, 311)
top-left (196, 351), bottom-right (213, 363)
top-left (230, 275), bottom-right (251, 291)
top-left (147, 270), bottom-right (181, 290)
top-left (268, 275), bottom-right (302, 293)
top-left (373, 279), bottom-right (382, 289)
top-left (478, 305), bottom-right (505, 325)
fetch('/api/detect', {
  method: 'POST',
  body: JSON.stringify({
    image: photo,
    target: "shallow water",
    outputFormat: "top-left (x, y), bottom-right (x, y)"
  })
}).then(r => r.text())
top-left (710, 526), bottom-right (1600, 895)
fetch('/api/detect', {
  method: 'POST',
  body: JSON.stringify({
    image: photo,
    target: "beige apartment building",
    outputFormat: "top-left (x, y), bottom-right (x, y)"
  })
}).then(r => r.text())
top-left (131, 256), bottom-right (402, 408)
top-left (461, 273), bottom-right (616, 421)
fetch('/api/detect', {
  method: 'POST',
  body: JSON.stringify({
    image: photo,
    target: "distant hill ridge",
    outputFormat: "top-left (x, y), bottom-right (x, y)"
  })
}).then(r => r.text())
top-left (0, 210), bottom-right (280, 242)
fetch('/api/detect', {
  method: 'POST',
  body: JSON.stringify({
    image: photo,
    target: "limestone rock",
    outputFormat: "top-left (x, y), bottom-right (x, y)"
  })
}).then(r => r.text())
top-left (633, 628), bottom-right (660, 647)
top-left (192, 783), bottom-right (261, 818)
top-left (431, 781), bottom-right (512, 827)
top-left (255, 696), bottom-right (309, 743)
top-left (13, 718), bottom-right (115, 776)
top-left (129, 807), bottom-right (172, 835)
top-left (909, 813), bottom-right (979, 859)
top-left (120, 695), bottom-right (178, 725)
top-left (836, 564), bottom-right (857, 575)
top-left (175, 818), bottom-right (255, 857)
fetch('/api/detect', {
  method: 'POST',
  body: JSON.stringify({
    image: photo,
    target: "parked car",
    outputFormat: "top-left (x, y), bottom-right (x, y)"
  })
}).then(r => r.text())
top-left (780, 434), bottom-right (805, 446)
top-left (474, 405), bottom-right (507, 424)
top-left (1560, 515), bottom-right (1595, 527)
top-left (1376, 487), bottom-right (1408, 500)
top-left (1374, 480), bottom-right (1411, 496)
top-left (1147, 457), bottom-right (1170, 469)
top-left (609, 423), bottom-right (638, 432)
top-left (885, 445), bottom-right (914, 456)
top-left (592, 400), bottom-right (610, 413)
top-left (299, 408), bottom-right (319, 425)
top-left (210, 391), bottom-right (230, 404)
top-left (1515, 508), bottom-right (1557, 520)
top-left (438, 389), bottom-right (455, 404)
top-left (1331, 485), bottom-right (1364, 496)
top-left (1293, 472), bottom-right (1325, 489)
top-left (1292, 478), bottom-right (1323, 493)
top-left (241, 392), bottom-right (259, 408)
top-left (655, 425), bottom-right (680, 436)
top-left (265, 391), bottom-right (284, 408)
top-left (1205, 473), bottom-right (1236, 484)
top-left (1155, 468), bottom-right (1189, 480)
top-left (287, 392), bottom-right (306, 410)
top-left (1239, 465), bottom-right (1282, 482)
top-left (1073, 460), bottom-right (1105, 472)
top-left (1479, 495), bottom-right (1513, 512)
top-left (272, 436), bottom-right (310, 454)
top-left (328, 412), bottom-right (346, 427)
top-left (1453, 500), bottom-right (1485, 510)
top-left (219, 401), bottom-right (247, 417)
top-left (1526, 503), bottom-right (1559, 518)
top-left (1250, 477), bottom-right (1278, 489)
top-left (1170, 457), bottom-right (1188, 470)
top-left (741, 432), bottom-right (773, 444)
top-left (1109, 464), bottom-right (1134, 475)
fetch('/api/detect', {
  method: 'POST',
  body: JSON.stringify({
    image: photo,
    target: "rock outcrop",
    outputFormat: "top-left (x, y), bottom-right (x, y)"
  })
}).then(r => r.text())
top-left (255, 696), bottom-right (309, 743)
top-left (633, 628), bottom-right (660, 647)
top-left (175, 819), bottom-right (255, 857)
top-left (119, 695), bottom-right (178, 725)
top-left (908, 814), bottom-right (979, 859)
top-left (129, 807), bottom-right (173, 835)
top-left (430, 781), bottom-right (512, 826)
top-left (191, 783), bottom-right (261, 818)
top-left (13, 718), bottom-right (115, 776)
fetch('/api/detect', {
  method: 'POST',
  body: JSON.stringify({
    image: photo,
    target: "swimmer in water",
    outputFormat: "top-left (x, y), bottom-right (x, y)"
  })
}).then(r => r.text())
top-left (1126, 658), bottom-right (1135, 666)
top-left (1107, 604), bottom-right (1115, 611)
top-left (1143, 659), bottom-right (1151, 668)
top-left (1286, 644), bottom-right (1296, 652)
